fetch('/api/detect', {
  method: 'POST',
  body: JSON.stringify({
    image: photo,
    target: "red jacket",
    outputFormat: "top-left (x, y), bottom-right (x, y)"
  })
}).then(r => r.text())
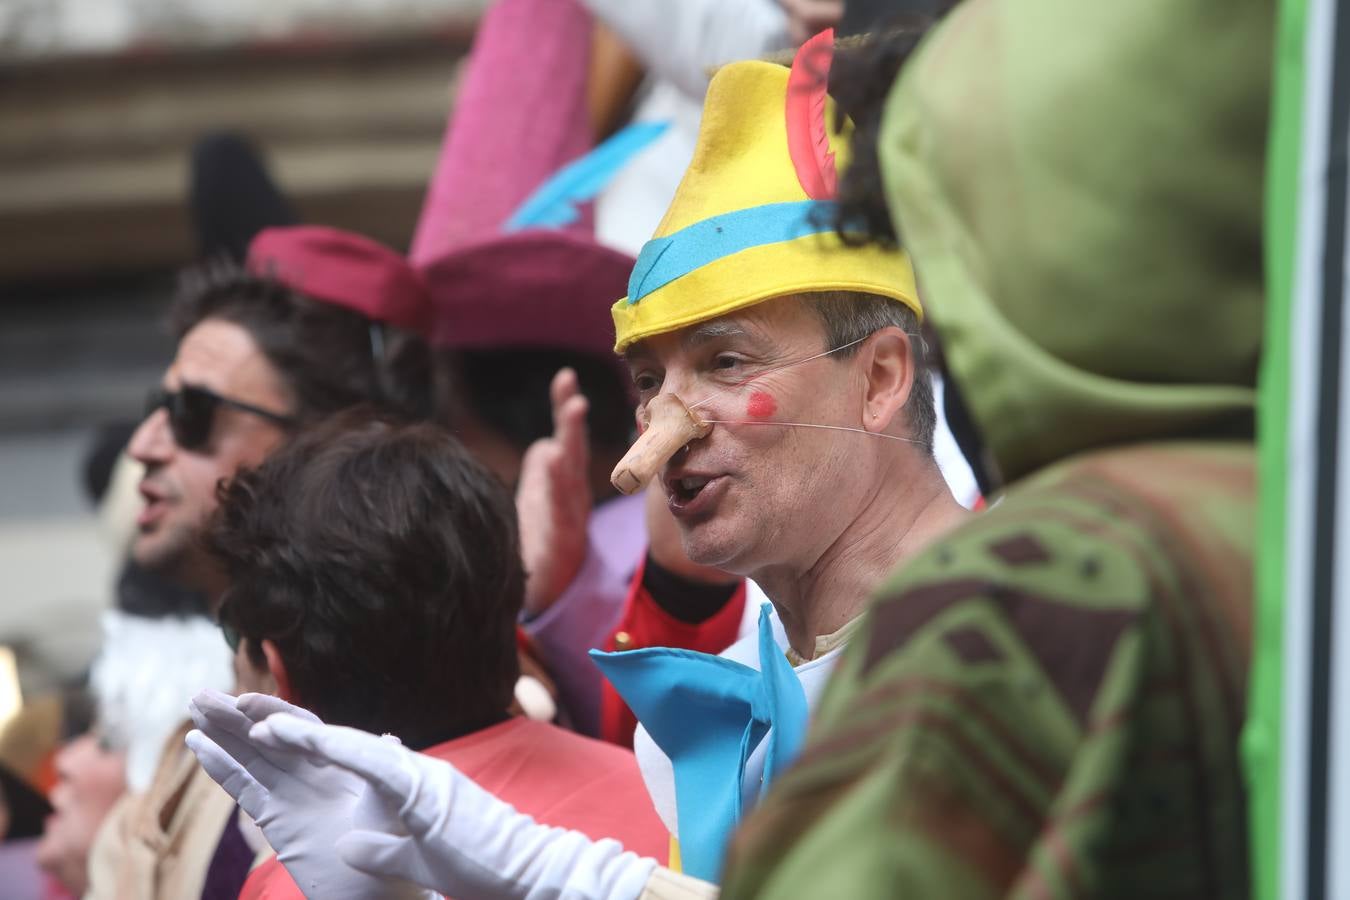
top-left (598, 556), bottom-right (748, 747)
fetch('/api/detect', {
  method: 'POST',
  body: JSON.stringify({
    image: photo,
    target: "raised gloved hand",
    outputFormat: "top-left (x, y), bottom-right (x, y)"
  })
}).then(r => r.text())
top-left (249, 711), bottom-right (659, 900)
top-left (185, 690), bottom-right (434, 900)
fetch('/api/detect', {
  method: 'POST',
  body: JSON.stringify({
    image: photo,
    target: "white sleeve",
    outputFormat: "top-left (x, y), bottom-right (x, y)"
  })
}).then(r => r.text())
top-left (634, 721), bottom-right (680, 836)
top-left (578, 0), bottom-right (790, 100)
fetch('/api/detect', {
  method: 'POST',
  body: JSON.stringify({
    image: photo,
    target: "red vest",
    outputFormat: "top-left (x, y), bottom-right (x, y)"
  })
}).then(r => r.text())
top-left (598, 557), bottom-right (748, 747)
top-left (239, 717), bottom-right (668, 899)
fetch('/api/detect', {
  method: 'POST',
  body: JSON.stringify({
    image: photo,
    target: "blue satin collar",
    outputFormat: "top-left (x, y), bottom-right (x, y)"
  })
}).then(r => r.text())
top-left (590, 605), bottom-right (809, 881)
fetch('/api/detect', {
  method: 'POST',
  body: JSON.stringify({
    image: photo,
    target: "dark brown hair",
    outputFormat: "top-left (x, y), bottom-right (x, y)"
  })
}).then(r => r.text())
top-left (171, 260), bottom-right (433, 424)
top-left (827, 16), bottom-right (947, 248)
top-left (446, 347), bottom-right (636, 456)
top-left (209, 410), bottom-right (523, 749)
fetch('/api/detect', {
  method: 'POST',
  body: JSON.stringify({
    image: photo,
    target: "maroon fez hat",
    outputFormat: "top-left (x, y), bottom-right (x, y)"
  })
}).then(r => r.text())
top-left (420, 231), bottom-right (633, 361)
top-left (247, 226), bottom-right (432, 334)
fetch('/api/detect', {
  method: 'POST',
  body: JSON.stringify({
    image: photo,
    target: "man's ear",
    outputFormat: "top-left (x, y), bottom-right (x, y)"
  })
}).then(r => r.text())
top-left (860, 326), bottom-right (916, 434)
top-left (261, 639), bottom-right (294, 704)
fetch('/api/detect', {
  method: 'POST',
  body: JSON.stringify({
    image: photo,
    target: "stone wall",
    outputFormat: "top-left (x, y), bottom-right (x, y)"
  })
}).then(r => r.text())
top-left (0, 0), bottom-right (487, 57)
top-left (0, 3), bottom-right (481, 284)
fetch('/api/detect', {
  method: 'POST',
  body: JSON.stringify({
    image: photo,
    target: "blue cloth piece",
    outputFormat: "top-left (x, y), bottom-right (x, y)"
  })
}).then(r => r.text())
top-left (755, 606), bottom-right (808, 787)
top-left (590, 606), bottom-right (809, 881)
top-left (504, 121), bottom-right (670, 231)
top-left (626, 200), bottom-right (836, 304)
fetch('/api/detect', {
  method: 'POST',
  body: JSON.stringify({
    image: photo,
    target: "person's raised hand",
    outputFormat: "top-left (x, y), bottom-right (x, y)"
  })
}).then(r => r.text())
top-left (250, 712), bottom-right (658, 900)
top-left (185, 690), bottom-right (432, 900)
top-left (517, 368), bottom-right (594, 616)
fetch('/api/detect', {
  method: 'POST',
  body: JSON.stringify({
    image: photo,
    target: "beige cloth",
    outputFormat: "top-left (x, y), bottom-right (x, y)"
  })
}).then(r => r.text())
top-left (640, 866), bottom-right (720, 900)
top-left (783, 614), bottom-right (863, 667)
top-left (85, 721), bottom-right (237, 900)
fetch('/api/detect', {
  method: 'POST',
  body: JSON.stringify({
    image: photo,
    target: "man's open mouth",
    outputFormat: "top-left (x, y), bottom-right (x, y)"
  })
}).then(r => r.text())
top-left (671, 475), bottom-right (713, 504)
top-left (665, 472), bottom-right (728, 517)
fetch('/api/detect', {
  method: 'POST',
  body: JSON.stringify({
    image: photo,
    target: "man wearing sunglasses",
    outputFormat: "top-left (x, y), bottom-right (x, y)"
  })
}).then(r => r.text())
top-left (144, 385), bottom-right (295, 454)
top-left (130, 347), bottom-right (299, 594)
top-left (126, 227), bottom-right (433, 597)
top-left (90, 226), bottom-right (435, 900)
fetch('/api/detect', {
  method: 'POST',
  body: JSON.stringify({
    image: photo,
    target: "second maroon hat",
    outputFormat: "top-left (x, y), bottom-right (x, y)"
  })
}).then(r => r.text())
top-left (247, 226), bottom-right (432, 334)
top-left (420, 230), bottom-right (633, 361)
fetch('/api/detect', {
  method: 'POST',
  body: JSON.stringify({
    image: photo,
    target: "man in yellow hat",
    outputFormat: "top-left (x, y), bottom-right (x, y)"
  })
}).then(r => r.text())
top-left (182, 31), bottom-right (969, 899)
top-left (587, 29), bottom-right (967, 883)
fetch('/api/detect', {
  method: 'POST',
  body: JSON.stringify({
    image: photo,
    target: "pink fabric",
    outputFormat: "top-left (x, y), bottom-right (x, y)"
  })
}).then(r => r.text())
top-left (239, 717), bottom-right (666, 899)
top-left (410, 0), bottom-right (596, 266)
top-left (248, 226), bottom-right (431, 333)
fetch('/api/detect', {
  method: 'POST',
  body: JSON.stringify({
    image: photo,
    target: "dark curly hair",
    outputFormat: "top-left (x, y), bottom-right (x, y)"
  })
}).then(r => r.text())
top-left (452, 348), bottom-right (637, 456)
top-left (827, 14), bottom-right (951, 248)
top-left (170, 259), bottom-right (434, 424)
top-left (208, 410), bottom-right (523, 749)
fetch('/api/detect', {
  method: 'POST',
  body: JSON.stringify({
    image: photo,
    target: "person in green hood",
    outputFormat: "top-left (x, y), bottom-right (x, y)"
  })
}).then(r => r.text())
top-left (720, 0), bottom-right (1269, 897)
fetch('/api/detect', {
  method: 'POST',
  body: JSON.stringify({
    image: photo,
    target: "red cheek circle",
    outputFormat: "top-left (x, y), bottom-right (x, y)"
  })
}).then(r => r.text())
top-left (745, 391), bottom-right (777, 419)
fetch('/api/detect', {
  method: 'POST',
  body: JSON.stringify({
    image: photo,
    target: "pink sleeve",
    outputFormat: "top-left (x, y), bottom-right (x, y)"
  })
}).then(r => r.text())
top-left (410, 0), bottom-right (595, 265)
top-left (522, 497), bottom-right (646, 736)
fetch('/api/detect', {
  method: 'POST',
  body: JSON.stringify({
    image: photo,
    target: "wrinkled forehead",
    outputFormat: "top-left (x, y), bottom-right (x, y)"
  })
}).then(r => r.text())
top-left (622, 296), bottom-right (827, 365)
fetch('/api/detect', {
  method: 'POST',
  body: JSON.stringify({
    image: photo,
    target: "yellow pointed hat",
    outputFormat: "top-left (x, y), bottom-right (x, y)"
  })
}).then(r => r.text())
top-left (610, 31), bottom-right (920, 353)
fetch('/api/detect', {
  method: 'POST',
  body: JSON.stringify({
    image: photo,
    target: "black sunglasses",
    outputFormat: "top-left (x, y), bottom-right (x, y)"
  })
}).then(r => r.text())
top-left (145, 384), bottom-right (295, 451)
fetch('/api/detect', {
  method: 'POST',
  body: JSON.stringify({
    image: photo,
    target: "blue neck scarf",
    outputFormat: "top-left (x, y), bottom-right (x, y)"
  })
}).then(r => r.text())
top-left (590, 605), bottom-right (809, 881)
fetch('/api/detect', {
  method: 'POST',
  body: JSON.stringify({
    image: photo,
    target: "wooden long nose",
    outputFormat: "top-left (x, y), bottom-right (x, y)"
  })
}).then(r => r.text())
top-left (611, 394), bottom-right (712, 495)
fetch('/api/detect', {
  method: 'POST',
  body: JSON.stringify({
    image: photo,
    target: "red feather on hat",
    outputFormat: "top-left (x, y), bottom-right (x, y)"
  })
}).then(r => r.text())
top-left (785, 29), bottom-right (838, 201)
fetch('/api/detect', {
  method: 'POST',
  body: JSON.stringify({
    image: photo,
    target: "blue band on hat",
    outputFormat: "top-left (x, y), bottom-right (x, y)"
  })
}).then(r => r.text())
top-left (627, 200), bottom-right (836, 304)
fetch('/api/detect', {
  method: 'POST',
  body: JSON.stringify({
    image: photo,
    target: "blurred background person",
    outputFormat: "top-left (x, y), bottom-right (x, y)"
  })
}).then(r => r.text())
top-left (0, 752), bottom-right (57, 900)
top-left (35, 731), bottom-right (124, 900)
top-left (86, 225), bottom-right (438, 900)
top-left (579, 0), bottom-right (790, 256)
top-left (0, 0), bottom-right (474, 708)
top-left (1, 7), bottom-right (475, 896)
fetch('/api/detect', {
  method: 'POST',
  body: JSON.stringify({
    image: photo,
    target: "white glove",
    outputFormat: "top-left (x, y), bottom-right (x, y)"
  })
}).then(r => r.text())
top-left (250, 711), bottom-right (660, 900)
top-left (185, 690), bottom-right (434, 900)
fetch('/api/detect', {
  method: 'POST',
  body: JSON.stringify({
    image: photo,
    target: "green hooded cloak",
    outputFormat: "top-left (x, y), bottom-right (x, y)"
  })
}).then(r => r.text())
top-left (720, 0), bottom-right (1271, 896)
